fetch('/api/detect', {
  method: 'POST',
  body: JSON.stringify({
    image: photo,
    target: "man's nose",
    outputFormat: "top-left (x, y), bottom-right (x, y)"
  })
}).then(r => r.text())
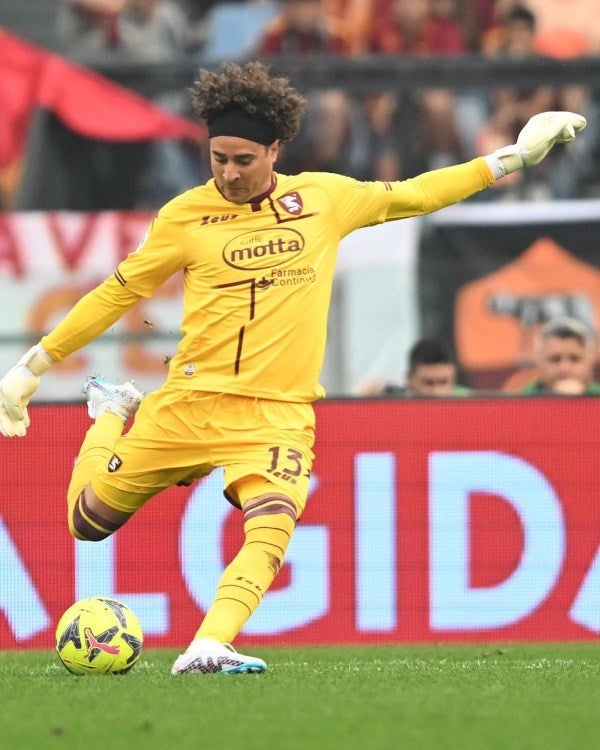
top-left (223, 163), bottom-right (240, 181)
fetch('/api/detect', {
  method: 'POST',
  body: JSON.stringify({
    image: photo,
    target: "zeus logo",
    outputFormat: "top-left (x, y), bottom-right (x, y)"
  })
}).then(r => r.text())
top-left (223, 228), bottom-right (304, 270)
top-left (200, 214), bottom-right (237, 225)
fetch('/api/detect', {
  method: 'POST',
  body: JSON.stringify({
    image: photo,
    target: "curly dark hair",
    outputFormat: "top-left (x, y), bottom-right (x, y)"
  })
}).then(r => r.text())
top-left (189, 61), bottom-right (307, 144)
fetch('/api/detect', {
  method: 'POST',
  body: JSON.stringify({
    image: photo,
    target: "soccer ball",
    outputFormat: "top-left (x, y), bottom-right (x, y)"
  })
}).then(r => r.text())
top-left (55, 596), bottom-right (143, 675)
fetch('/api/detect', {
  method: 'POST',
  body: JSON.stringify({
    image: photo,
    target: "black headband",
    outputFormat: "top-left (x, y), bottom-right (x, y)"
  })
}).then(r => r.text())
top-left (207, 105), bottom-right (279, 145)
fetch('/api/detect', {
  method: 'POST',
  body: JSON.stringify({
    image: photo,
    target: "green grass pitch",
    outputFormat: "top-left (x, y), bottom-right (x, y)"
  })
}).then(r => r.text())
top-left (2, 644), bottom-right (600, 749)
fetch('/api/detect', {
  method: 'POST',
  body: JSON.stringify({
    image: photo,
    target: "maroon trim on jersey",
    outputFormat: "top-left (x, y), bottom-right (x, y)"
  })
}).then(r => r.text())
top-left (234, 326), bottom-right (245, 375)
top-left (114, 270), bottom-right (127, 286)
top-left (266, 193), bottom-right (318, 225)
top-left (248, 174), bottom-right (277, 211)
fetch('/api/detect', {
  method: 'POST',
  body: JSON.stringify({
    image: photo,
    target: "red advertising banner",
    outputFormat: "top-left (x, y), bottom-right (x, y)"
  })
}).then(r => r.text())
top-left (1, 398), bottom-right (599, 649)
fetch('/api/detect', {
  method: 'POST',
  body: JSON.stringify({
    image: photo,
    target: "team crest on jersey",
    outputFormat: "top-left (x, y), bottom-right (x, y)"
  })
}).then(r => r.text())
top-left (277, 192), bottom-right (303, 215)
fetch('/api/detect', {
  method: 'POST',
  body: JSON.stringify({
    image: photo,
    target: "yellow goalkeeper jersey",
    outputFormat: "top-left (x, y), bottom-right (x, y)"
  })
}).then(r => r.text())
top-left (41, 160), bottom-right (493, 402)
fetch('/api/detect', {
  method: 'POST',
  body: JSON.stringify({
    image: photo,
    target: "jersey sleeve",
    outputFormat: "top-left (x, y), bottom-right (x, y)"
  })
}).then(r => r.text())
top-left (113, 209), bottom-right (187, 298)
top-left (383, 157), bottom-right (495, 221)
top-left (40, 208), bottom-right (188, 362)
top-left (40, 278), bottom-right (142, 362)
top-left (313, 157), bottom-right (495, 235)
top-left (310, 173), bottom-right (392, 235)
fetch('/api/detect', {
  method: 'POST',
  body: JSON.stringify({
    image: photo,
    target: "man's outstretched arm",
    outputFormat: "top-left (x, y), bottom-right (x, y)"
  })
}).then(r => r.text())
top-left (0, 279), bottom-right (142, 437)
top-left (384, 111), bottom-right (587, 220)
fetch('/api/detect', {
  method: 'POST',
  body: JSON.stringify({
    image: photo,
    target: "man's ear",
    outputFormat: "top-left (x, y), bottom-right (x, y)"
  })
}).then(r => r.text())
top-left (269, 140), bottom-right (281, 162)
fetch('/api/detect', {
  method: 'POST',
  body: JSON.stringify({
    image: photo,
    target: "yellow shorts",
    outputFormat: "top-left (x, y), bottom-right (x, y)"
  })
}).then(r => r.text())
top-left (91, 387), bottom-right (315, 517)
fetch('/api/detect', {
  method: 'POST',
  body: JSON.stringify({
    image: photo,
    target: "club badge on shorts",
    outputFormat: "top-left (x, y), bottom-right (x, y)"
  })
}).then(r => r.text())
top-left (108, 454), bottom-right (122, 473)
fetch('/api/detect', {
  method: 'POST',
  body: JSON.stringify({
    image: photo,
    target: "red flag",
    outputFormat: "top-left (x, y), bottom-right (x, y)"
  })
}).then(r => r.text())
top-left (0, 28), bottom-right (204, 171)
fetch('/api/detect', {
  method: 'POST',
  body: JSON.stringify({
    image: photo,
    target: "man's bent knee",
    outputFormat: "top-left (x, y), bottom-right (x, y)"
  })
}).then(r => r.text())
top-left (68, 486), bottom-right (131, 541)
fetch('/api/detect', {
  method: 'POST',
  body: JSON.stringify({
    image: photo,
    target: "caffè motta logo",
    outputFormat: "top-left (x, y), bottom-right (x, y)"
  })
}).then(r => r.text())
top-left (223, 228), bottom-right (305, 270)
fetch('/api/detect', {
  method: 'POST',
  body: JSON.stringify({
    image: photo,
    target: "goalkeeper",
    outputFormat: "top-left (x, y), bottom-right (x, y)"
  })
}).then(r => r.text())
top-left (0, 60), bottom-right (586, 675)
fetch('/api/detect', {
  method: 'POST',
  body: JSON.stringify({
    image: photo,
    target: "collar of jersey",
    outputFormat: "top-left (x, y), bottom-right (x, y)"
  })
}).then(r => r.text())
top-left (247, 173), bottom-right (277, 210)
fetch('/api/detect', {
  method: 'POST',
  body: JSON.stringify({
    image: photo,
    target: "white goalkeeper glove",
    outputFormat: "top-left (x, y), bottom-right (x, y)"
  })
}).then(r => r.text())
top-left (0, 344), bottom-right (53, 437)
top-left (485, 111), bottom-right (587, 178)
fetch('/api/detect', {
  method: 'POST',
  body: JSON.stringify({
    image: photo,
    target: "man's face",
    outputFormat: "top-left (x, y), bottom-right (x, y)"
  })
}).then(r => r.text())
top-left (536, 335), bottom-right (595, 389)
top-left (210, 136), bottom-right (279, 204)
top-left (406, 363), bottom-right (457, 396)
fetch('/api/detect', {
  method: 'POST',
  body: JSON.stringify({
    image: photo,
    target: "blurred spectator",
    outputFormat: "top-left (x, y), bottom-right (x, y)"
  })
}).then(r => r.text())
top-left (324, 0), bottom-right (489, 55)
top-left (257, 0), bottom-right (348, 53)
top-left (175, 0), bottom-right (227, 52)
top-left (449, 0), bottom-right (497, 52)
top-left (379, 337), bottom-right (472, 397)
top-left (56, 0), bottom-right (206, 205)
top-left (468, 4), bottom-right (599, 200)
top-left (518, 316), bottom-right (600, 395)
top-left (525, 0), bottom-right (600, 56)
top-left (195, 1), bottom-right (278, 63)
top-left (322, 0), bottom-right (382, 54)
top-left (56, 0), bottom-right (192, 62)
top-left (479, 0), bottom-right (530, 53)
top-left (255, 0), bottom-right (372, 178)
top-left (55, 0), bottom-right (127, 56)
top-left (470, 4), bottom-right (553, 196)
top-left (370, 0), bottom-right (465, 54)
top-left (159, 0), bottom-right (223, 54)
top-left (366, 0), bottom-right (468, 179)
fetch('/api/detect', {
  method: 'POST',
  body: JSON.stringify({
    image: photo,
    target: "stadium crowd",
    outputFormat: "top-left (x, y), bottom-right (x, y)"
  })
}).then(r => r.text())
top-left (2, 1), bottom-right (598, 399)
top-left (1, 0), bottom-right (598, 210)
